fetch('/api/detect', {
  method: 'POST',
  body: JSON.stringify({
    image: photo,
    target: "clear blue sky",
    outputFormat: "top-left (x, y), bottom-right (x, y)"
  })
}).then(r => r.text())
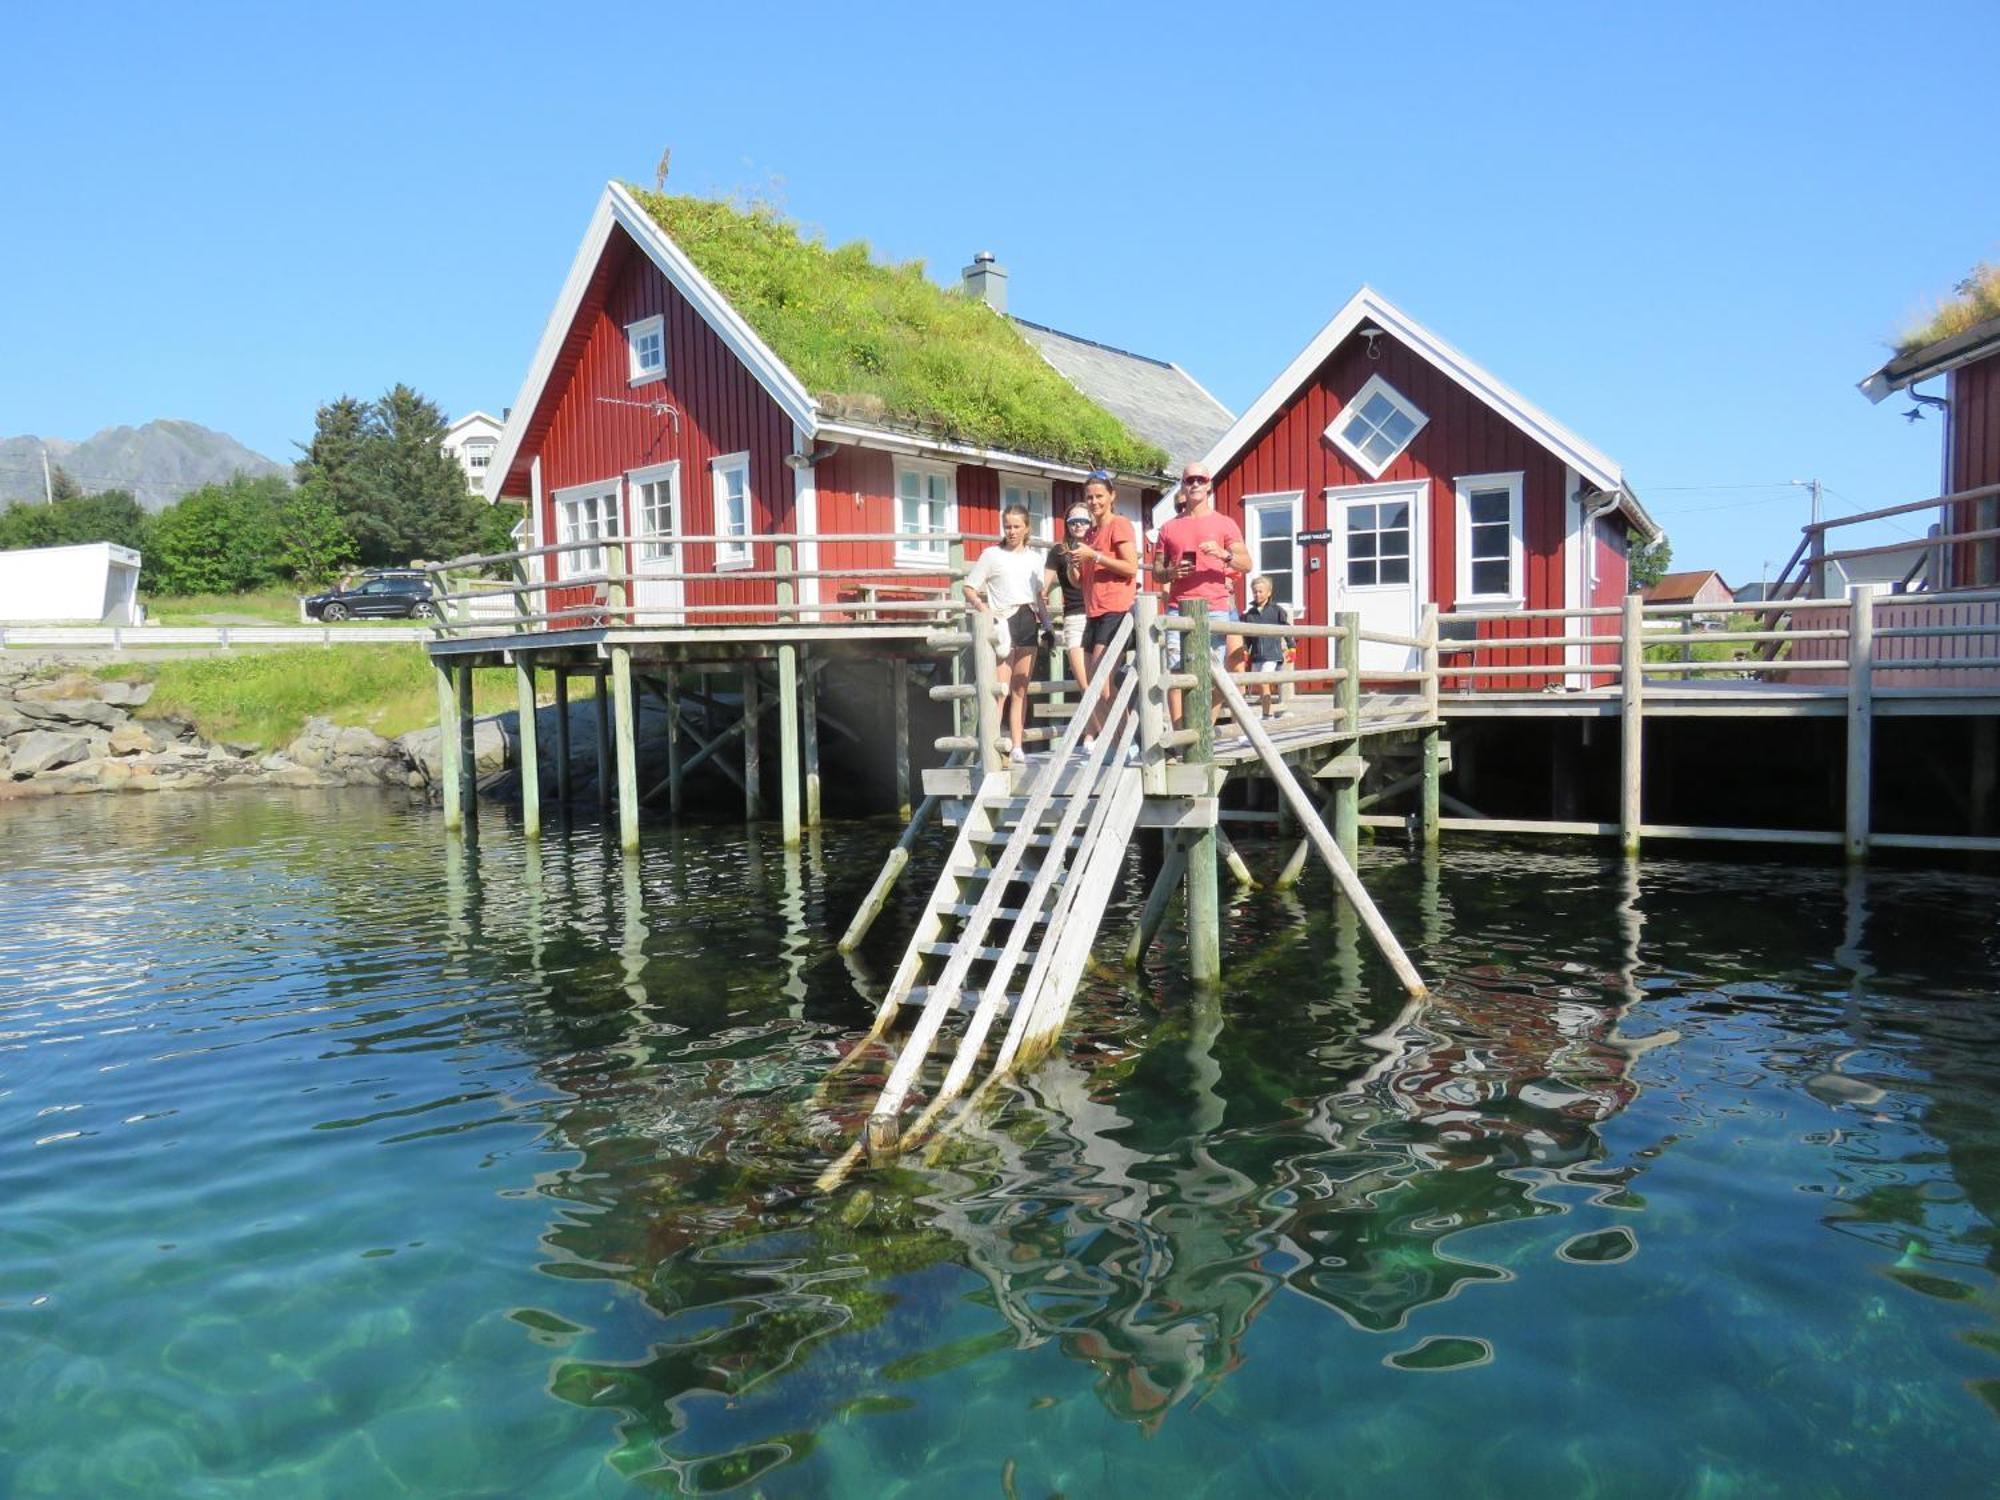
top-left (2, 1), bottom-right (1995, 586)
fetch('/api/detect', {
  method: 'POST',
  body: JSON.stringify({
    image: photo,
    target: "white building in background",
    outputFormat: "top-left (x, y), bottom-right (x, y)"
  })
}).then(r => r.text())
top-left (0, 542), bottom-right (143, 624)
top-left (443, 411), bottom-right (505, 499)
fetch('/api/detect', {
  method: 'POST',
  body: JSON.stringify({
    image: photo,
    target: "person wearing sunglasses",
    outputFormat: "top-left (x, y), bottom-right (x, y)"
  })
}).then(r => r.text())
top-left (1071, 470), bottom-right (1140, 747)
top-left (1154, 466), bottom-right (1251, 726)
top-left (1044, 502), bottom-right (1094, 691)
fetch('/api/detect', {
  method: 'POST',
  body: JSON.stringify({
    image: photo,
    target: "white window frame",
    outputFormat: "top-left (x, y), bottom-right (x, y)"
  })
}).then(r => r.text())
top-left (626, 314), bottom-right (666, 385)
top-left (710, 452), bottom-right (753, 570)
top-left (552, 478), bottom-right (622, 580)
top-left (894, 458), bottom-right (957, 566)
top-left (1454, 471), bottom-right (1526, 606)
top-left (1326, 373), bottom-right (1429, 479)
top-left (628, 459), bottom-right (681, 565)
top-left (998, 472), bottom-right (1052, 542)
top-left (1243, 490), bottom-right (1305, 617)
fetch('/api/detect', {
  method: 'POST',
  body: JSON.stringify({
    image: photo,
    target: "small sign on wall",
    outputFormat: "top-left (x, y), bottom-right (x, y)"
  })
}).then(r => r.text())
top-left (1298, 528), bottom-right (1333, 545)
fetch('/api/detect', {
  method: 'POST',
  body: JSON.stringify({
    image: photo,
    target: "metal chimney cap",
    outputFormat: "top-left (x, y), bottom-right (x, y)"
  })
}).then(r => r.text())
top-left (972, 250), bottom-right (996, 265)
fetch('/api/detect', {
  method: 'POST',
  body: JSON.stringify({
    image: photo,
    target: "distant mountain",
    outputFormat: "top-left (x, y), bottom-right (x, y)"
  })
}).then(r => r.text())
top-left (0, 420), bottom-right (287, 511)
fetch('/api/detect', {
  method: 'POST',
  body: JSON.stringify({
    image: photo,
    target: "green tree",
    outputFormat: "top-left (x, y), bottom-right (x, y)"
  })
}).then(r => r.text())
top-left (296, 385), bottom-right (488, 568)
top-left (146, 475), bottom-right (288, 595)
top-left (0, 487), bottom-right (149, 552)
top-left (1630, 532), bottom-right (1673, 590)
top-left (276, 482), bottom-right (357, 587)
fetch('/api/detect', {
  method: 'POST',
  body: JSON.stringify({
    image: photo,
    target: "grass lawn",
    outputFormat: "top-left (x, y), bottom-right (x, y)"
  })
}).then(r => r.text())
top-left (141, 588), bottom-right (308, 626)
top-left (97, 646), bottom-right (522, 749)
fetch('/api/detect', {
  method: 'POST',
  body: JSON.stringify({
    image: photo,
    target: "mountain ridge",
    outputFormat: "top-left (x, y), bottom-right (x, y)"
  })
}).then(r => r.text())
top-left (0, 420), bottom-right (286, 511)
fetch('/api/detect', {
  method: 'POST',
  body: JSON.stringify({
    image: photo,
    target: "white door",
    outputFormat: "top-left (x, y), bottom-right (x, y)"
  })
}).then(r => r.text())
top-left (629, 463), bottom-right (683, 623)
top-left (1327, 481), bottom-right (1426, 673)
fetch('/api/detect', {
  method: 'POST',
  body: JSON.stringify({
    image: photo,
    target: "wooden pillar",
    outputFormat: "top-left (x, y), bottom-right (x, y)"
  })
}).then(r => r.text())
top-left (742, 663), bottom-right (763, 820)
top-left (1845, 584), bottom-right (1875, 862)
top-left (611, 647), bottom-right (640, 852)
top-left (664, 665), bottom-right (683, 817)
top-left (1333, 610), bottom-right (1361, 862)
top-left (1134, 594), bottom-right (1166, 794)
top-left (1184, 601), bottom-right (1221, 983)
top-left (434, 658), bottom-right (463, 833)
top-left (1420, 603), bottom-right (1441, 845)
top-left (515, 657), bottom-right (541, 840)
top-left (553, 668), bottom-right (572, 805)
top-left (594, 670), bottom-right (612, 812)
top-left (778, 645), bottom-right (801, 845)
top-left (892, 657), bottom-right (911, 819)
top-left (1619, 593), bottom-right (1643, 856)
top-left (971, 621), bottom-right (1003, 772)
top-left (802, 660), bottom-right (822, 827)
top-left (456, 662), bottom-right (477, 828)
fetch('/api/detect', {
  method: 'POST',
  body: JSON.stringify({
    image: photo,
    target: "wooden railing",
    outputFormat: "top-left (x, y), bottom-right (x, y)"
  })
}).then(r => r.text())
top-left (1764, 481), bottom-right (2000, 603)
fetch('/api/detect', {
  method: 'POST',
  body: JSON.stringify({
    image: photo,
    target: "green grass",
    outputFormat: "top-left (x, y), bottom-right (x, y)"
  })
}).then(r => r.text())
top-left (97, 647), bottom-right (520, 749)
top-left (141, 587), bottom-right (305, 625)
top-left (630, 187), bottom-right (1171, 473)
top-left (1897, 261), bottom-right (2000, 356)
top-left (1644, 612), bottom-right (1761, 669)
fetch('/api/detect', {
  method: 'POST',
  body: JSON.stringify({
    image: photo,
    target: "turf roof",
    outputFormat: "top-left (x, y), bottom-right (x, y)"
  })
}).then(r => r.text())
top-left (626, 187), bottom-right (1170, 474)
top-left (1897, 261), bottom-right (2000, 357)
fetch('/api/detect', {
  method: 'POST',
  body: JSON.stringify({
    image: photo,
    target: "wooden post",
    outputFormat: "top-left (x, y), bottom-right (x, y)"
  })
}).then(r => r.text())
top-left (776, 541), bottom-right (801, 846)
top-left (1126, 831), bottom-right (1188, 966)
top-left (892, 657), bottom-right (912, 818)
top-left (802, 659), bottom-right (822, 828)
top-left (1845, 584), bottom-right (1876, 862)
top-left (553, 668), bottom-right (572, 805)
top-left (1185, 600), bottom-right (1221, 983)
top-left (742, 663), bottom-right (763, 820)
top-left (664, 665), bottom-right (683, 816)
top-left (611, 646), bottom-right (640, 852)
top-left (1420, 603), bottom-right (1441, 845)
top-left (515, 657), bottom-right (540, 840)
top-left (434, 658), bottom-right (463, 833)
top-left (594, 671), bottom-right (612, 812)
top-left (970, 618), bottom-right (1003, 772)
top-left (456, 662), bottom-right (477, 828)
top-left (1619, 593), bottom-right (1643, 856)
top-left (1333, 610), bottom-right (1361, 862)
top-left (1134, 594), bottom-right (1167, 794)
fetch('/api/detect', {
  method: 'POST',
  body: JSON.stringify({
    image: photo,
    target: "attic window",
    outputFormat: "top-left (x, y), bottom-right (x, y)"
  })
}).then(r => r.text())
top-left (1328, 374), bottom-right (1427, 479)
top-left (627, 315), bottom-right (665, 384)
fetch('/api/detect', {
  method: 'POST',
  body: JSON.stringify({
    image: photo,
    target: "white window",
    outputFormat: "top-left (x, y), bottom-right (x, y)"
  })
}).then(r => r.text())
top-left (896, 460), bottom-right (956, 564)
top-left (1244, 492), bottom-right (1304, 610)
top-left (465, 441), bottom-right (493, 471)
top-left (710, 452), bottom-right (752, 568)
top-left (1343, 496), bottom-right (1413, 589)
top-left (1455, 472), bottom-right (1525, 603)
top-left (1327, 374), bottom-right (1428, 479)
top-left (627, 314), bottom-right (665, 384)
top-left (999, 474), bottom-right (1051, 540)
top-left (629, 460), bottom-right (680, 563)
top-left (553, 480), bottom-right (621, 577)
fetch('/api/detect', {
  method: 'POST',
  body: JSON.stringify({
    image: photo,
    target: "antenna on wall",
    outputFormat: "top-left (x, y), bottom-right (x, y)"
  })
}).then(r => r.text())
top-left (655, 147), bottom-right (672, 190)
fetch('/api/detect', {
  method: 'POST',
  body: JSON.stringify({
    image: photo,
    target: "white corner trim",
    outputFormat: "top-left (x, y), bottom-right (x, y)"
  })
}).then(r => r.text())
top-left (1453, 471), bottom-right (1526, 605)
top-left (792, 422), bottom-right (820, 609)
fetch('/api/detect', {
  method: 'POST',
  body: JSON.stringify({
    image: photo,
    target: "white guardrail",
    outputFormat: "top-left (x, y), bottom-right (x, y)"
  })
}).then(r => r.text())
top-left (0, 624), bottom-right (436, 650)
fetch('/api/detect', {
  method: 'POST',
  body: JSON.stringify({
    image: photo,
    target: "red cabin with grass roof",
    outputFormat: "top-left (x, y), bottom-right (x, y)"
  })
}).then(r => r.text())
top-left (481, 184), bottom-right (1228, 629)
top-left (1184, 288), bottom-right (1658, 687)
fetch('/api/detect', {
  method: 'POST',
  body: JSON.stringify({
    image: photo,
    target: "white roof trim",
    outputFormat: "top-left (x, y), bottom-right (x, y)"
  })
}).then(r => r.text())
top-left (1195, 287), bottom-right (1653, 535)
top-left (817, 419), bottom-right (1140, 485)
top-left (485, 183), bottom-right (818, 498)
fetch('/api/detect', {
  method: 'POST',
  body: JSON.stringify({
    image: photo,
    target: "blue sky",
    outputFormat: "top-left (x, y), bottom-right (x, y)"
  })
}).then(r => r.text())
top-left (1, 1), bottom-right (1994, 585)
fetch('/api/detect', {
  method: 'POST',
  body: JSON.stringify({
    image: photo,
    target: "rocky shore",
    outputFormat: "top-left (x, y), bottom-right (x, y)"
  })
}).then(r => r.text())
top-left (0, 657), bottom-right (422, 800)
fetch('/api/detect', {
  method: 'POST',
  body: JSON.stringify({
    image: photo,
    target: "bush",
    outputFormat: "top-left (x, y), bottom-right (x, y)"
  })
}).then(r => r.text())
top-left (145, 475), bottom-right (289, 595)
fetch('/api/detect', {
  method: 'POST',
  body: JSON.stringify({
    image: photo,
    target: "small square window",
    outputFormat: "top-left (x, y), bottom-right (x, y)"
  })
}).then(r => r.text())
top-left (1327, 374), bottom-right (1428, 479)
top-left (627, 315), bottom-right (665, 384)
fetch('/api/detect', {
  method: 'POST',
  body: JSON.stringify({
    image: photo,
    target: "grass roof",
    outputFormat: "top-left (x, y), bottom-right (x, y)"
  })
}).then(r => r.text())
top-left (1896, 261), bottom-right (2000, 356)
top-left (626, 187), bottom-right (1169, 474)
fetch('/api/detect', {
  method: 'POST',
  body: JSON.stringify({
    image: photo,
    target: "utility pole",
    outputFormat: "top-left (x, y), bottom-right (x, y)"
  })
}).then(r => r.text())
top-left (1791, 478), bottom-right (1823, 593)
top-left (40, 442), bottom-right (52, 505)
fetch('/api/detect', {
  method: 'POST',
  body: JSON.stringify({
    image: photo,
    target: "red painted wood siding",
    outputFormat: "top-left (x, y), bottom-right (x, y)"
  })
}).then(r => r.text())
top-left (1948, 352), bottom-right (2000, 587)
top-left (532, 226), bottom-right (793, 617)
top-left (1213, 327), bottom-right (1583, 682)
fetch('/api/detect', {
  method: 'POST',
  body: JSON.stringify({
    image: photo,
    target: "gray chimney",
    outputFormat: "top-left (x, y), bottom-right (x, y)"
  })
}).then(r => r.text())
top-left (961, 250), bottom-right (1008, 312)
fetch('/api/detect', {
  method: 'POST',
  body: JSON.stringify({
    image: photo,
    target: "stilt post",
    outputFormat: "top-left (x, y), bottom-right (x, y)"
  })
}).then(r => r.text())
top-left (1420, 603), bottom-right (1440, 844)
top-left (611, 646), bottom-right (640, 852)
top-left (664, 665), bottom-right (683, 816)
top-left (516, 656), bottom-right (541, 840)
top-left (1619, 593), bottom-right (1643, 856)
top-left (892, 657), bottom-right (912, 818)
top-left (456, 662), bottom-right (477, 828)
top-left (802, 659), bottom-right (822, 827)
top-left (1185, 600), bottom-right (1221, 983)
top-left (1333, 610), bottom-right (1361, 862)
top-left (776, 541), bottom-right (801, 846)
top-left (742, 663), bottom-right (763, 820)
top-left (594, 670), bottom-right (612, 812)
top-left (553, 668), bottom-right (572, 805)
top-left (435, 657), bottom-right (463, 833)
top-left (1845, 584), bottom-right (1876, 862)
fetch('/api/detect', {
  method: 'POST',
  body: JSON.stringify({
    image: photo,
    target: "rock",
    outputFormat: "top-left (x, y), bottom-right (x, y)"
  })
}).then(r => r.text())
top-left (98, 680), bottom-right (154, 708)
top-left (107, 723), bottom-right (158, 757)
top-left (0, 705), bottom-right (32, 739)
top-left (15, 672), bottom-right (105, 703)
top-left (333, 725), bottom-right (387, 759)
top-left (10, 730), bottom-right (92, 778)
top-left (405, 770), bottom-right (426, 790)
top-left (0, 745), bottom-right (9, 778)
top-left (14, 698), bottom-right (125, 730)
top-left (395, 718), bottom-right (506, 783)
top-left (222, 740), bottom-right (262, 758)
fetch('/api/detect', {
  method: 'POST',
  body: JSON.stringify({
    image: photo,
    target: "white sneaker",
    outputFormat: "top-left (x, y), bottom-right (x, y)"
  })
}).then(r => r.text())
top-left (1079, 735), bottom-right (1097, 756)
top-left (1009, 746), bottom-right (1026, 766)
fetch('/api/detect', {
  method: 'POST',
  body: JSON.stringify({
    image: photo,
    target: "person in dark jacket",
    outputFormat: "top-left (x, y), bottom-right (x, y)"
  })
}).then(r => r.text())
top-left (1240, 574), bottom-right (1291, 719)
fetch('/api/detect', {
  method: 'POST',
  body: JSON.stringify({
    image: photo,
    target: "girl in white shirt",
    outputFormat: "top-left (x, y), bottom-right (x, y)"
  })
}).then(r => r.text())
top-left (961, 504), bottom-right (1052, 765)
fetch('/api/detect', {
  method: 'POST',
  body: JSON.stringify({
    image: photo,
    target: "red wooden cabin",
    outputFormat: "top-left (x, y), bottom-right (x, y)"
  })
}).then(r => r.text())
top-left (1185, 289), bottom-right (1658, 687)
top-left (481, 184), bottom-right (1227, 628)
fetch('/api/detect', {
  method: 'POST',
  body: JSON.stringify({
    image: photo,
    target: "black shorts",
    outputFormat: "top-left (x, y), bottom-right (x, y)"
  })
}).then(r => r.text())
top-left (1004, 605), bottom-right (1040, 650)
top-left (1082, 611), bottom-right (1130, 653)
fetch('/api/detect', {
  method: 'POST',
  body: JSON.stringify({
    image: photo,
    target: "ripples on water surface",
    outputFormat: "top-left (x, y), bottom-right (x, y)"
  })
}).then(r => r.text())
top-left (2, 790), bottom-right (1998, 1497)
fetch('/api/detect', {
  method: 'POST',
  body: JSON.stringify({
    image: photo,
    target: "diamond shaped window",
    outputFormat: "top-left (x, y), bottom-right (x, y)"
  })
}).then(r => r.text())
top-left (1327, 374), bottom-right (1428, 479)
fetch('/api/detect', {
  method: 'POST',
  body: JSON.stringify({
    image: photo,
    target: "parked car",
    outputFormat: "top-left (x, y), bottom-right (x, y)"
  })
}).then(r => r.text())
top-left (303, 573), bottom-right (438, 621)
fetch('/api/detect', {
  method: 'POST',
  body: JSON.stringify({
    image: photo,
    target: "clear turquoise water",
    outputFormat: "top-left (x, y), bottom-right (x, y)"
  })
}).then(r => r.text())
top-left (3, 790), bottom-right (1998, 1497)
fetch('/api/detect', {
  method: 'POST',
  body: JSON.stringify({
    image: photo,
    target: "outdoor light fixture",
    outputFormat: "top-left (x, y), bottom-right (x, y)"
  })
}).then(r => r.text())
top-left (1359, 326), bottom-right (1385, 360)
top-left (1903, 391), bottom-right (1949, 423)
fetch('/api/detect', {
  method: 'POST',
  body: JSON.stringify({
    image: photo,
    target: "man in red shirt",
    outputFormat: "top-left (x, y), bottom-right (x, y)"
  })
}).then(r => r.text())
top-left (1071, 470), bottom-right (1139, 746)
top-left (1155, 465), bottom-right (1251, 727)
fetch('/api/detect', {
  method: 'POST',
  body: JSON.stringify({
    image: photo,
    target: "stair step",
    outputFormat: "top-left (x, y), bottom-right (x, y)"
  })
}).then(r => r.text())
top-left (949, 860), bottom-right (1043, 882)
top-left (919, 941), bottom-right (1016, 962)
top-left (968, 828), bottom-right (1059, 848)
top-left (904, 986), bottom-right (1020, 1015)
top-left (941, 902), bottom-right (1048, 923)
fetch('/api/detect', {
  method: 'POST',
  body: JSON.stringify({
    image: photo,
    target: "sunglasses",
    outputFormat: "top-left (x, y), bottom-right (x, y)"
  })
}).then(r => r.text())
top-left (1182, 475), bottom-right (1213, 486)
top-left (1066, 517), bottom-right (1092, 528)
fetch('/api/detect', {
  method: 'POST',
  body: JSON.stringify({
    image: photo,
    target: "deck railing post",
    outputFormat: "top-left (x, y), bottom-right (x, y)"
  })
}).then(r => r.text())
top-left (1845, 584), bottom-right (1876, 862)
top-left (516, 656), bottom-right (541, 840)
top-left (435, 658), bottom-right (464, 833)
top-left (970, 611), bottom-right (1004, 773)
top-left (1808, 529), bottom-right (1827, 600)
top-left (1185, 600), bottom-right (1221, 982)
top-left (1333, 610), bottom-right (1362, 862)
top-left (1420, 603), bottom-right (1441, 845)
top-left (511, 557), bottom-right (530, 635)
top-left (1134, 594), bottom-right (1166, 794)
top-left (611, 646), bottom-right (640, 852)
top-left (776, 540), bottom-right (801, 846)
top-left (1620, 593), bottom-right (1644, 856)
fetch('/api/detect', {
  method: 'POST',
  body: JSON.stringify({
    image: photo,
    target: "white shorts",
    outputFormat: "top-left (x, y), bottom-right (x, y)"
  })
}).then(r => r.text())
top-left (1060, 614), bottom-right (1085, 650)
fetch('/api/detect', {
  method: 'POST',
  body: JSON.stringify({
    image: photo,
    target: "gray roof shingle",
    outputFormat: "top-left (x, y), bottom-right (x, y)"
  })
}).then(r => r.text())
top-left (1011, 318), bottom-right (1234, 475)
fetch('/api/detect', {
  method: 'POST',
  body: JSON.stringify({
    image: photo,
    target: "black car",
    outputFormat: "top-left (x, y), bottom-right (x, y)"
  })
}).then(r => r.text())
top-left (304, 573), bottom-right (438, 621)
